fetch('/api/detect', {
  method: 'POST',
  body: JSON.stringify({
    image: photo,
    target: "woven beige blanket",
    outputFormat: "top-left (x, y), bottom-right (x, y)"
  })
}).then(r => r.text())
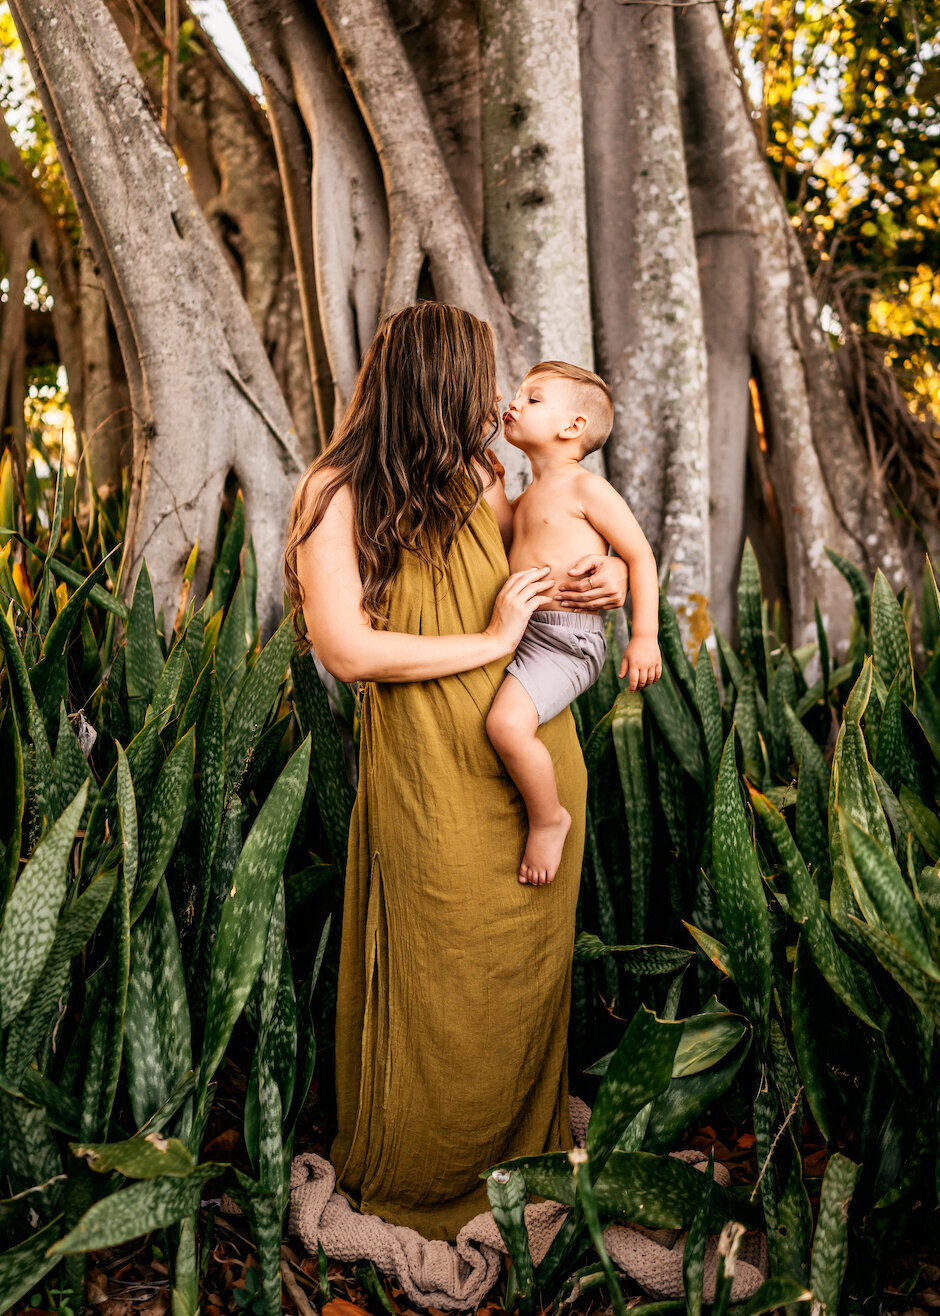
top-left (287, 1098), bottom-right (768, 1311)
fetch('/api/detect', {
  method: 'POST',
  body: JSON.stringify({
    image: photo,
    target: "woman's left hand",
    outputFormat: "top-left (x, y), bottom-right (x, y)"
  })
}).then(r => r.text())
top-left (555, 555), bottom-right (628, 612)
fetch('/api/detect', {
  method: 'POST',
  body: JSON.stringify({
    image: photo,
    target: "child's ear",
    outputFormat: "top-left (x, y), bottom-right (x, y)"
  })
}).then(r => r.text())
top-left (563, 414), bottom-right (588, 439)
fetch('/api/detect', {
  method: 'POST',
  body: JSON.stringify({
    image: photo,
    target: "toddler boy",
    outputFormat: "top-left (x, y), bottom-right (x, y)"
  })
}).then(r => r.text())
top-left (485, 361), bottom-right (662, 886)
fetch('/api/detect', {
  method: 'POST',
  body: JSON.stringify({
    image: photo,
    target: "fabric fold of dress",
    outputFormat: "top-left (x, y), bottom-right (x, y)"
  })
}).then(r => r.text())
top-left (329, 488), bottom-right (588, 1242)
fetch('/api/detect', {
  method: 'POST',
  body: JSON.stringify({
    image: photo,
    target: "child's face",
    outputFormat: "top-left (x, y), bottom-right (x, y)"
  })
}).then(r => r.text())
top-left (502, 374), bottom-right (581, 451)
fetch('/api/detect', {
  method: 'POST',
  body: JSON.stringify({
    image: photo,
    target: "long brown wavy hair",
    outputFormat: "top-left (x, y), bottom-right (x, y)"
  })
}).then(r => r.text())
top-left (284, 303), bottom-right (501, 642)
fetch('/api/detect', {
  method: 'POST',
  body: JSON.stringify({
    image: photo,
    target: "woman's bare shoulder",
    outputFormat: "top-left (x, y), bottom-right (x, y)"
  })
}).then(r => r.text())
top-left (297, 464), bottom-right (353, 521)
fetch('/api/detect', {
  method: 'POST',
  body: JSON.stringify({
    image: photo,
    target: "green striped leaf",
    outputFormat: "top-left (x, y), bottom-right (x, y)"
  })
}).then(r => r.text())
top-left (682, 1149), bottom-right (713, 1316)
top-left (487, 1167), bottom-right (534, 1312)
top-left (694, 642), bottom-right (723, 782)
top-left (751, 788), bottom-right (877, 1027)
top-left (643, 1034), bottom-right (749, 1152)
top-left (586, 1006), bottom-right (682, 1172)
top-left (49, 1166), bottom-right (220, 1255)
top-left (116, 743), bottom-right (138, 900)
top-left (211, 491), bottom-right (245, 614)
top-left (0, 603), bottom-right (58, 834)
top-left (871, 570), bottom-right (914, 707)
top-left (487, 1149), bottom-right (758, 1232)
top-left (71, 1133), bottom-right (195, 1179)
top-left (643, 668), bottom-right (706, 789)
top-left (126, 564), bottom-right (166, 733)
top-left (0, 1214), bottom-right (62, 1311)
top-left (0, 782), bottom-right (88, 1027)
top-left (712, 732), bottom-right (771, 1048)
top-left (898, 784), bottom-right (940, 863)
top-left (131, 728), bottom-right (195, 921)
top-left (80, 871), bottom-right (130, 1140)
top-left (810, 1154), bottom-right (861, 1315)
top-left (216, 577), bottom-right (249, 697)
top-left (53, 701), bottom-right (94, 820)
top-left (4, 864), bottom-right (118, 1081)
top-left (199, 737), bottom-right (310, 1113)
top-left (683, 921), bottom-right (733, 978)
top-left (791, 940), bottom-right (837, 1143)
top-left (290, 650), bottom-right (357, 864)
top-left (737, 540), bottom-right (767, 692)
top-left (825, 548), bottom-right (871, 633)
top-left (226, 617), bottom-right (293, 789)
top-left (611, 690), bottom-right (653, 942)
top-left (841, 815), bottom-right (938, 978)
top-left (875, 676), bottom-right (904, 795)
top-left (0, 707), bottom-right (25, 903)
top-left (573, 933), bottom-right (692, 974)
top-left (570, 1152), bottom-right (627, 1316)
top-left (125, 878), bottom-right (193, 1130)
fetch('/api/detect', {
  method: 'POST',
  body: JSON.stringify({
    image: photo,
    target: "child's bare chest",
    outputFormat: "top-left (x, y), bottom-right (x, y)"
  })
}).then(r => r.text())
top-left (509, 487), bottom-right (608, 571)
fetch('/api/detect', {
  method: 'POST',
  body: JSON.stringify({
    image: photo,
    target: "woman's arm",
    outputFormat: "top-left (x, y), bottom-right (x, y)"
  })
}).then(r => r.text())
top-left (474, 456), bottom-right (513, 553)
top-left (295, 476), bottom-right (552, 683)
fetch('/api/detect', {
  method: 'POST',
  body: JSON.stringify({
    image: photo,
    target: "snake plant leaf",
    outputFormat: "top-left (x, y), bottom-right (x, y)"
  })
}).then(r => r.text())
top-left (809, 1154), bottom-right (861, 1315)
top-left (876, 676), bottom-right (904, 795)
top-left (0, 602), bottom-right (58, 833)
top-left (0, 781), bottom-right (88, 1028)
top-left (0, 707), bottom-right (25, 903)
top-left (125, 878), bottom-right (193, 1130)
top-left (487, 1167), bottom-right (534, 1313)
top-left (211, 490), bottom-right (245, 614)
top-left (695, 641), bottom-right (723, 782)
top-left (487, 1149), bottom-right (758, 1232)
top-left (767, 658), bottom-right (797, 778)
top-left (684, 921), bottom-right (733, 977)
top-left (177, 652), bottom-right (213, 741)
top-left (779, 710), bottom-right (832, 894)
top-left (4, 864), bottom-right (118, 1081)
top-left (732, 1278), bottom-right (813, 1316)
top-left (921, 556), bottom-right (940, 656)
top-left (570, 1152), bottom-right (627, 1316)
top-left (126, 563), bottom-right (166, 734)
top-left (229, 1169), bottom-right (284, 1316)
top-left (871, 570), bottom-right (915, 708)
top-left (586, 1005), bottom-right (682, 1173)
top-left (266, 950), bottom-right (298, 1120)
top-left (737, 540), bottom-right (767, 693)
top-left (131, 728), bottom-right (195, 922)
top-left (0, 1214), bottom-right (62, 1311)
top-left (49, 1165), bottom-right (221, 1255)
top-left (751, 788), bottom-right (878, 1027)
top-left (1, 1085), bottom-right (64, 1216)
top-left (149, 639), bottom-right (186, 727)
top-left (198, 673), bottom-right (225, 889)
top-left (19, 1066), bottom-right (81, 1137)
top-left (71, 1132), bottom-right (196, 1179)
top-left (199, 737), bottom-right (310, 1106)
top-left (841, 815), bottom-right (939, 978)
top-left (53, 701), bottom-right (94, 823)
top-left (80, 870), bottom-right (130, 1140)
top-left (658, 592), bottom-right (697, 711)
top-left (225, 616), bottom-right (293, 790)
top-left (30, 556), bottom-right (113, 733)
top-left (898, 785), bottom-right (940, 863)
top-left (216, 576), bottom-right (249, 698)
top-left (643, 1034), bottom-right (750, 1153)
top-left (290, 649), bottom-right (357, 865)
top-left (611, 689), bottom-right (654, 942)
top-left (643, 669), bottom-right (706, 790)
top-left (587, 1007), bottom-right (745, 1080)
top-left (573, 933), bottom-right (693, 974)
top-left (825, 548), bottom-right (871, 633)
top-left (713, 623), bottom-right (747, 694)
top-left (286, 915), bottom-right (331, 1135)
top-left (116, 744), bottom-right (138, 898)
top-left (849, 918), bottom-right (940, 1025)
top-left (731, 673), bottom-right (762, 783)
top-left (712, 733), bottom-right (771, 1049)
top-left (32, 457), bottom-right (65, 636)
top-left (682, 1148), bottom-right (713, 1316)
top-left (582, 703), bottom-right (617, 777)
top-left (843, 657), bottom-right (872, 726)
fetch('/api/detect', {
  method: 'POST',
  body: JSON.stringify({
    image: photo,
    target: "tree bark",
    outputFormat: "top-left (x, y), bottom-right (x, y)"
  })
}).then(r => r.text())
top-left (580, 0), bottom-right (711, 634)
top-left (479, 0), bottom-right (593, 371)
top-left (11, 0), bottom-right (305, 634)
top-left (674, 1), bottom-right (905, 647)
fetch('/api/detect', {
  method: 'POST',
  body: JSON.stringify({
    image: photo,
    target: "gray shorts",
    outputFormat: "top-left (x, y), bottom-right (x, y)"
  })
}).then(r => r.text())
top-left (504, 610), bottom-right (607, 725)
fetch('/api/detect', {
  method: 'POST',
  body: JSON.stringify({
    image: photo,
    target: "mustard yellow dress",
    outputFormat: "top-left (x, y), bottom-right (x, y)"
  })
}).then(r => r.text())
top-left (329, 490), bottom-right (587, 1242)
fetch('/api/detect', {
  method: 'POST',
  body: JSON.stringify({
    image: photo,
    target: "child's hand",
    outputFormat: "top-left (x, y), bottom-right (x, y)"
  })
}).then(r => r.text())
top-left (619, 637), bottom-right (662, 691)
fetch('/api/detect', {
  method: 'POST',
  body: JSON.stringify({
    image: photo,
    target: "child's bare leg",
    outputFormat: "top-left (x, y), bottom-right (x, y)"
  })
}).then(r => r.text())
top-left (486, 676), bottom-right (571, 885)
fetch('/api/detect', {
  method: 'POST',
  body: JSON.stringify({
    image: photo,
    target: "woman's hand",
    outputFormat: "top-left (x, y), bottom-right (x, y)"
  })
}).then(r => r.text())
top-left (555, 555), bottom-right (629, 612)
top-left (484, 566), bottom-right (556, 654)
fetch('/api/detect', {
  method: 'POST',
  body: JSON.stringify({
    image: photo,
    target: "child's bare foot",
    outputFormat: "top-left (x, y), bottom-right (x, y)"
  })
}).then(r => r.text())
top-left (519, 808), bottom-right (572, 886)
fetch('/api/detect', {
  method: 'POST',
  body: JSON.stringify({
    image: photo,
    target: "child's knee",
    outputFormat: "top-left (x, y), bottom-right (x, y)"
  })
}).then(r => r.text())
top-left (487, 687), bottom-right (537, 749)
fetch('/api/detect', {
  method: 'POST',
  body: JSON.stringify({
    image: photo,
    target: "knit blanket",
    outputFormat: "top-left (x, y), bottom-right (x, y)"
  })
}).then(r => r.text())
top-left (285, 1098), bottom-right (768, 1311)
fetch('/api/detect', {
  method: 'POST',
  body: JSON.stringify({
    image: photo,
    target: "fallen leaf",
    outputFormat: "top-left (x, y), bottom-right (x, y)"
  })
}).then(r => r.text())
top-left (323, 1299), bottom-right (369, 1316)
top-left (202, 1128), bottom-right (240, 1157)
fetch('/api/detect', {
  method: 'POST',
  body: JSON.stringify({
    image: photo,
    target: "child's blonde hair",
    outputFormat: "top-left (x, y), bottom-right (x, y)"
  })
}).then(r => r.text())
top-left (527, 360), bottom-right (614, 458)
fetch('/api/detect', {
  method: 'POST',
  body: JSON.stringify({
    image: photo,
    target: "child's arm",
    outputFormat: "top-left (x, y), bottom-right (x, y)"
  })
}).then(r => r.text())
top-left (473, 457), bottom-right (514, 553)
top-left (578, 475), bottom-right (662, 690)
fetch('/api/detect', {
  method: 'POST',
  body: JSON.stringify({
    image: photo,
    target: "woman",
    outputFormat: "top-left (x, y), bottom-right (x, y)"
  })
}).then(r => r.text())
top-left (284, 304), bottom-right (628, 1243)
